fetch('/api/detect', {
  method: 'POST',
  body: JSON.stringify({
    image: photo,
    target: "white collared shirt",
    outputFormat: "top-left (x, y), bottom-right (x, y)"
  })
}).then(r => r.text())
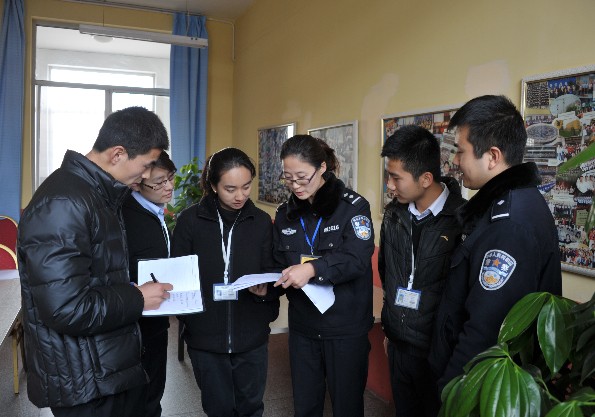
top-left (408, 183), bottom-right (450, 220)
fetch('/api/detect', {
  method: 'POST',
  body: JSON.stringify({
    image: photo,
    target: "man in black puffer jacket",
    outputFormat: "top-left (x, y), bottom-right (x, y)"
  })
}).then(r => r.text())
top-left (18, 107), bottom-right (173, 417)
top-left (379, 126), bottom-right (466, 417)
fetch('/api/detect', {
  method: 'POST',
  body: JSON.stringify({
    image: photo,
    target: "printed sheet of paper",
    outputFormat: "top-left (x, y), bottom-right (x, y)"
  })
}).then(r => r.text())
top-left (138, 255), bottom-right (203, 316)
top-left (228, 273), bottom-right (282, 291)
top-left (302, 283), bottom-right (335, 314)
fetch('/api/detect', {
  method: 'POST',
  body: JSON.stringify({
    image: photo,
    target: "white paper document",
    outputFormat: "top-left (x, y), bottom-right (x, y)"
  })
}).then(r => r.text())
top-left (138, 255), bottom-right (203, 316)
top-left (229, 273), bottom-right (282, 291)
top-left (227, 272), bottom-right (335, 314)
top-left (302, 283), bottom-right (335, 314)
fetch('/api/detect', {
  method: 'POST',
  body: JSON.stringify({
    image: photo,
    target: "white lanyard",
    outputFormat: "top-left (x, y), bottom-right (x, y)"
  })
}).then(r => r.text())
top-left (408, 214), bottom-right (416, 290)
top-left (217, 209), bottom-right (240, 285)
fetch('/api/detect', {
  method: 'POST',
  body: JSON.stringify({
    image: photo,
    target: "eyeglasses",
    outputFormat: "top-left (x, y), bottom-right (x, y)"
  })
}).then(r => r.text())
top-left (141, 174), bottom-right (175, 191)
top-left (279, 169), bottom-right (318, 186)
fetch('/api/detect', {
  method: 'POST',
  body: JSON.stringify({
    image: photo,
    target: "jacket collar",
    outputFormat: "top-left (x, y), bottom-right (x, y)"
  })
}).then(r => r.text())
top-left (457, 162), bottom-right (540, 226)
top-left (62, 150), bottom-right (130, 208)
top-left (388, 175), bottom-right (464, 219)
top-left (196, 193), bottom-right (257, 222)
top-left (285, 172), bottom-right (343, 221)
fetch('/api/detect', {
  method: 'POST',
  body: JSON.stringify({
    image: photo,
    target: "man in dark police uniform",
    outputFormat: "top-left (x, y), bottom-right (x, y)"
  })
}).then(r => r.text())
top-left (429, 95), bottom-right (562, 394)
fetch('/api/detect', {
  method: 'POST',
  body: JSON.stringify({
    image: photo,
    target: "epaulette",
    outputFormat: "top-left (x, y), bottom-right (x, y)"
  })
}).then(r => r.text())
top-left (276, 201), bottom-right (288, 213)
top-left (490, 191), bottom-right (511, 222)
top-left (341, 190), bottom-right (366, 208)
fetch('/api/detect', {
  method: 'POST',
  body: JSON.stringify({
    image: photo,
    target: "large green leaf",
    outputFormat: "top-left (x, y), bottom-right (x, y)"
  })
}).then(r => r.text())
top-left (537, 297), bottom-right (574, 375)
top-left (463, 344), bottom-right (508, 373)
top-left (480, 360), bottom-right (521, 417)
top-left (567, 387), bottom-right (595, 402)
top-left (518, 366), bottom-right (542, 417)
top-left (440, 375), bottom-right (464, 417)
top-left (576, 324), bottom-right (595, 352)
top-left (499, 293), bottom-right (549, 344)
top-left (580, 348), bottom-right (595, 384)
top-left (451, 359), bottom-right (497, 417)
top-left (544, 402), bottom-right (584, 417)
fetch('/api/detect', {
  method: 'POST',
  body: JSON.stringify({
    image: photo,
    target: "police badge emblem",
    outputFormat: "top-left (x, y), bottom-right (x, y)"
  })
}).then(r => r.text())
top-left (479, 249), bottom-right (517, 290)
top-left (351, 215), bottom-right (371, 240)
top-left (281, 228), bottom-right (297, 236)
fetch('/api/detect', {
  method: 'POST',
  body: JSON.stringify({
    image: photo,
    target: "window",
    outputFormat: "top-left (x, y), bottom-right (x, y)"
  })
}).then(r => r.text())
top-left (34, 25), bottom-right (171, 188)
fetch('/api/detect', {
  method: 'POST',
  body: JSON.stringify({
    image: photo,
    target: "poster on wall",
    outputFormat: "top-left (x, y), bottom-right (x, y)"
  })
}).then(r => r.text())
top-left (521, 64), bottom-right (595, 277)
top-left (257, 123), bottom-right (296, 205)
top-left (380, 105), bottom-right (466, 214)
top-left (308, 121), bottom-right (358, 190)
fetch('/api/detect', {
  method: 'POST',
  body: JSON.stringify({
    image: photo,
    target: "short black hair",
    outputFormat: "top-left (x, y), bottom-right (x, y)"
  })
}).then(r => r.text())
top-left (153, 151), bottom-right (177, 174)
top-left (93, 107), bottom-right (169, 158)
top-left (381, 125), bottom-right (441, 181)
top-left (448, 95), bottom-right (527, 165)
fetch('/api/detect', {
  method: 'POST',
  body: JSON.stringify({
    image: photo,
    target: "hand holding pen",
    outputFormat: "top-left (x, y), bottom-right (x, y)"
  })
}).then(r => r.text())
top-left (138, 272), bottom-right (174, 311)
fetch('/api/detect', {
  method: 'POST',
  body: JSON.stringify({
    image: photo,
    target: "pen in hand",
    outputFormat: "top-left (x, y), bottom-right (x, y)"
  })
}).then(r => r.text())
top-left (150, 273), bottom-right (159, 283)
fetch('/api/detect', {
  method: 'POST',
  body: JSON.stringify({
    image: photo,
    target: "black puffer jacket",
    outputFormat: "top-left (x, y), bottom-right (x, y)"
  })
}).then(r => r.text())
top-left (379, 178), bottom-right (465, 356)
top-left (17, 150), bottom-right (146, 408)
top-left (273, 172), bottom-right (375, 339)
top-left (171, 195), bottom-right (279, 353)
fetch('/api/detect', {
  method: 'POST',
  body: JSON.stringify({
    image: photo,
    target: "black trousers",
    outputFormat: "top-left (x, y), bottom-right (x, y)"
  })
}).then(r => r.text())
top-left (187, 342), bottom-right (268, 417)
top-left (289, 332), bottom-right (370, 417)
top-left (50, 389), bottom-right (139, 417)
top-left (128, 329), bottom-right (169, 417)
top-left (387, 341), bottom-right (441, 417)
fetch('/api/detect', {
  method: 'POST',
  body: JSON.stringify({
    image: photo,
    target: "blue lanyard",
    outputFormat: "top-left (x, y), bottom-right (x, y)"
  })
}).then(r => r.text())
top-left (299, 217), bottom-right (322, 255)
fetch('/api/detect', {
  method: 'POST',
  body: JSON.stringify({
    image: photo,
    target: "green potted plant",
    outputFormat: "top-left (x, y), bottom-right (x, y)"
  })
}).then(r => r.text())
top-left (165, 157), bottom-right (203, 230)
top-left (440, 291), bottom-right (595, 417)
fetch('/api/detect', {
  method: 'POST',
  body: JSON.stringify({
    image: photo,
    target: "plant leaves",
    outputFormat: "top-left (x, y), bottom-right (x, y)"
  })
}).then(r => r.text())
top-left (440, 375), bottom-right (464, 417)
top-left (463, 344), bottom-right (508, 373)
top-left (480, 360), bottom-right (520, 417)
top-left (576, 324), bottom-right (595, 352)
top-left (567, 387), bottom-right (595, 402)
top-left (538, 296), bottom-right (574, 375)
top-left (518, 366), bottom-right (542, 417)
top-left (499, 292), bottom-right (549, 344)
top-left (580, 348), bottom-right (595, 384)
top-left (544, 402), bottom-right (584, 417)
top-left (451, 359), bottom-right (496, 417)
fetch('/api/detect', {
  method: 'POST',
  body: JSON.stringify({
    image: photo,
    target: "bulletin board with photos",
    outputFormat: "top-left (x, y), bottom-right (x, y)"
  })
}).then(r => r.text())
top-left (521, 64), bottom-right (595, 277)
top-left (257, 123), bottom-right (296, 205)
top-left (380, 105), bottom-right (467, 214)
top-left (308, 121), bottom-right (358, 191)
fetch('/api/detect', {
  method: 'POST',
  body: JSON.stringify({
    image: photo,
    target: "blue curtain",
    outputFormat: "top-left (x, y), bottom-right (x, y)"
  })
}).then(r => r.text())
top-left (0, 0), bottom-right (24, 221)
top-left (170, 13), bottom-right (208, 172)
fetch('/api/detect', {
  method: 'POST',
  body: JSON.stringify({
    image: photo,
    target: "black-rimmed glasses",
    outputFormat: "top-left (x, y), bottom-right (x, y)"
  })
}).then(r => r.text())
top-left (279, 169), bottom-right (318, 186)
top-left (141, 174), bottom-right (175, 191)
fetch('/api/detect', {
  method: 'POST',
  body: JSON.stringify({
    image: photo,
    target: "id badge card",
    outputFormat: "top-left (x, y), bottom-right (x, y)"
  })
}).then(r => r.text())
top-left (395, 286), bottom-right (421, 310)
top-left (213, 283), bottom-right (238, 301)
top-left (300, 254), bottom-right (321, 264)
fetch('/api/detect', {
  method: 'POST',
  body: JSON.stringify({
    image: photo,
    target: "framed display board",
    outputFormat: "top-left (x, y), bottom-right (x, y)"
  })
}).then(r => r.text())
top-left (380, 105), bottom-right (466, 213)
top-left (308, 120), bottom-right (358, 190)
top-left (257, 122), bottom-right (296, 205)
top-left (521, 64), bottom-right (595, 277)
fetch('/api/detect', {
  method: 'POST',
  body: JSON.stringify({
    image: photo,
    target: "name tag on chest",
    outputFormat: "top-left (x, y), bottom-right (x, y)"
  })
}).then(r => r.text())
top-left (213, 283), bottom-right (238, 301)
top-left (395, 287), bottom-right (421, 310)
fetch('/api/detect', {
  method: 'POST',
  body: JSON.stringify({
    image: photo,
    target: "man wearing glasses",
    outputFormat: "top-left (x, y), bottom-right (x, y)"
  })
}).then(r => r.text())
top-left (122, 151), bottom-right (177, 417)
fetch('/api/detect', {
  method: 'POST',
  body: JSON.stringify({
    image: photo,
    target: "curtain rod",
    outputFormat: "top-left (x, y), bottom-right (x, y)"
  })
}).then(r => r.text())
top-left (60, 0), bottom-right (236, 60)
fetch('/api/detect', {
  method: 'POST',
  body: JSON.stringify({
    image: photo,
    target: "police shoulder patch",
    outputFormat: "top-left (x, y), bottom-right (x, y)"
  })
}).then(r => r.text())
top-left (479, 249), bottom-right (517, 290)
top-left (351, 215), bottom-right (371, 240)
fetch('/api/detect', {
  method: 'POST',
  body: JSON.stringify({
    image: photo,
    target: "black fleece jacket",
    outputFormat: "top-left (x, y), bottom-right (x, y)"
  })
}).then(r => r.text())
top-left (171, 195), bottom-right (279, 353)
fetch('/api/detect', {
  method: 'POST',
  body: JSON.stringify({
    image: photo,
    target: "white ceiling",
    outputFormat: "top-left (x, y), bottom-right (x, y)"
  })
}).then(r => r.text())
top-left (64, 0), bottom-right (254, 21)
top-left (38, 0), bottom-right (254, 58)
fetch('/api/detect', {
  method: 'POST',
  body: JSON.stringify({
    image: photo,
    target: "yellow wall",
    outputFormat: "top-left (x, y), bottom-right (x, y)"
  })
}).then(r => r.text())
top-left (19, 0), bottom-right (234, 203)
top-left (232, 0), bottom-right (594, 301)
